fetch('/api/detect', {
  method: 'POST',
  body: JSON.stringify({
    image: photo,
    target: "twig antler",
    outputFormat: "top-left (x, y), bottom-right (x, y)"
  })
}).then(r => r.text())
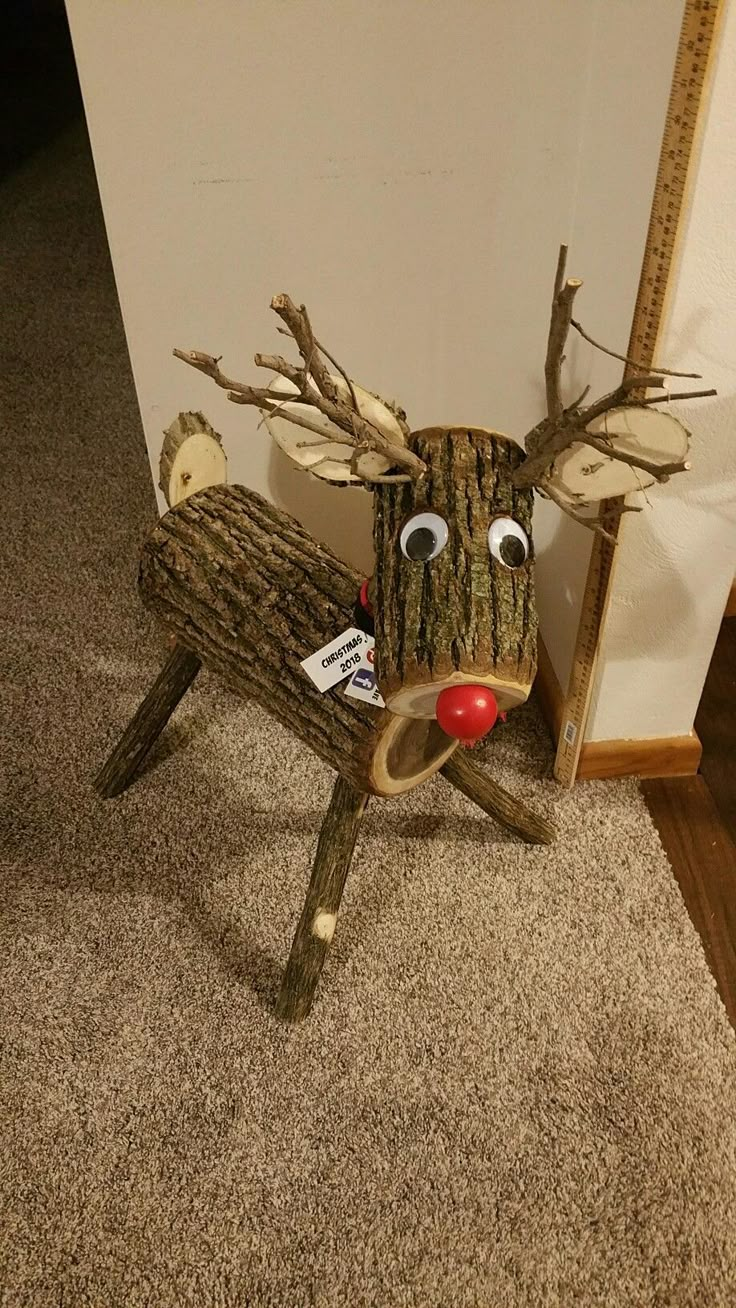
top-left (545, 244), bottom-right (583, 421)
top-left (569, 319), bottom-right (701, 378)
top-left (513, 245), bottom-right (715, 536)
top-left (174, 294), bottom-right (425, 484)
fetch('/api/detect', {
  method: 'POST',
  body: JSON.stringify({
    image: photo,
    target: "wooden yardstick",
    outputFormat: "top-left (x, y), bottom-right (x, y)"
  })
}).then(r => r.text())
top-left (553, 0), bottom-right (723, 787)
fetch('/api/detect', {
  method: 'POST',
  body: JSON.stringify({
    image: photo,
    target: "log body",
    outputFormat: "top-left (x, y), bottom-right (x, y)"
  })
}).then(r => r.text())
top-left (373, 428), bottom-right (538, 716)
top-left (138, 485), bottom-right (456, 796)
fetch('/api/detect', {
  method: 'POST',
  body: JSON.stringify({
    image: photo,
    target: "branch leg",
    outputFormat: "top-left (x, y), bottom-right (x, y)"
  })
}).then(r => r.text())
top-left (94, 643), bottom-right (201, 798)
top-left (277, 776), bottom-right (369, 1022)
top-left (441, 751), bottom-right (555, 845)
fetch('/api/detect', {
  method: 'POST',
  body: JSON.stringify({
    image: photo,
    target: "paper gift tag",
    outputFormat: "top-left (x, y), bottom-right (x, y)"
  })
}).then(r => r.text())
top-left (343, 645), bottom-right (386, 708)
top-left (300, 627), bottom-right (372, 693)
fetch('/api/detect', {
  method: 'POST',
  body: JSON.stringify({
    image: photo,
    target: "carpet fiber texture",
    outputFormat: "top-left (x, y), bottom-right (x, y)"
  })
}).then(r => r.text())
top-left (2, 125), bottom-right (736, 1308)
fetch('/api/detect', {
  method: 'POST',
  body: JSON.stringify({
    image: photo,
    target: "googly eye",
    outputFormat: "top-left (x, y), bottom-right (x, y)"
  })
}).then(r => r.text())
top-left (399, 511), bottom-right (449, 562)
top-left (488, 517), bottom-right (529, 569)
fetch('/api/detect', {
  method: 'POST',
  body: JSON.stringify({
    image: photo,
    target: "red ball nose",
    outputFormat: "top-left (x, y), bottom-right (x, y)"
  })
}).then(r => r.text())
top-left (436, 685), bottom-right (498, 746)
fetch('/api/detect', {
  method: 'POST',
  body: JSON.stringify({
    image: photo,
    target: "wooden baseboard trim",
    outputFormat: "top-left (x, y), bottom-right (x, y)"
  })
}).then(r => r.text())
top-left (576, 731), bottom-right (702, 780)
top-left (534, 637), bottom-right (702, 780)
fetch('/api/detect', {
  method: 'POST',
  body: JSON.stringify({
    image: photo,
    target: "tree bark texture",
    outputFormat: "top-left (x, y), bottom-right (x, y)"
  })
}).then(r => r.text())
top-left (441, 750), bottom-right (555, 846)
top-left (277, 775), bottom-right (368, 1022)
top-left (95, 643), bottom-right (202, 798)
top-left (137, 485), bottom-right (456, 797)
top-left (373, 428), bottom-right (538, 712)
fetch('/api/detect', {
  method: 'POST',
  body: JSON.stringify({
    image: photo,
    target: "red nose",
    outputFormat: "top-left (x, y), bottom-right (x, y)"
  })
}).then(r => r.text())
top-left (436, 685), bottom-right (498, 746)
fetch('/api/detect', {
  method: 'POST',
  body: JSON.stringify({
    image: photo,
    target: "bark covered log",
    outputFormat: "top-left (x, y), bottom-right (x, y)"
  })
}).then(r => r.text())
top-left (95, 643), bottom-right (202, 798)
top-left (373, 428), bottom-right (537, 714)
top-left (277, 775), bottom-right (368, 1022)
top-left (441, 750), bottom-right (554, 846)
top-left (138, 485), bottom-right (456, 796)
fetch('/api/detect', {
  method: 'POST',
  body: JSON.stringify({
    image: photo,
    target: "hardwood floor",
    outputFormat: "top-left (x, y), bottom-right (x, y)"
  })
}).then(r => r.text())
top-left (641, 617), bottom-right (736, 1027)
top-left (642, 775), bottom-right (736, 1027)
top-left (695, 616), bottom-right (736, 845)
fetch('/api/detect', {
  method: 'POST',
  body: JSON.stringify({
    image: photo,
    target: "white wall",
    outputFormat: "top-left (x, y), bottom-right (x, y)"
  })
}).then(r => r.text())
top-left (588, 0), bottom-right (736, 741)
top-left (68, 0), bottom-right (697, 740)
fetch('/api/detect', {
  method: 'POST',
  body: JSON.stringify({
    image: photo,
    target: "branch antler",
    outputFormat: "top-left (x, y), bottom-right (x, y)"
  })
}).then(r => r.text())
top-left (174, 295), bottom-right (424, 484)
top-left (513, 244), bottom-right (716, 536)
top-left (545, 244), bottom-right (583, 421)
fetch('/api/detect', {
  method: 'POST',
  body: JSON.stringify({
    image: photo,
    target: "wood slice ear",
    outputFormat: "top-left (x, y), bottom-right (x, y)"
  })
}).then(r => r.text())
top-left (546, 406), bottom-right (691, 503)
top-left (159, 411), bottom-right (227, 507)
top-left (263, 375), bottom-right (406, 485)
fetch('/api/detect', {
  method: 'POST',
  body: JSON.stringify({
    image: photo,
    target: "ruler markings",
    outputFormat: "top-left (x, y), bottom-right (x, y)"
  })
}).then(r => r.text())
top-left (553, 0), bottom-right (722, 787)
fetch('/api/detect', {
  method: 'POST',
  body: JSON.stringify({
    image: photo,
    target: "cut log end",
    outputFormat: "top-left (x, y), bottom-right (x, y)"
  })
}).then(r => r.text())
top-left (369, 712), bottom-right (457, 795)
top-left (546, 406), bottom-right (691, 502)
top-left (159, 411), bottom-right (227, 507)
top-left (262, 374), bottom-right (406, 484)
top-left (385, 673), bottom-right (532, 719)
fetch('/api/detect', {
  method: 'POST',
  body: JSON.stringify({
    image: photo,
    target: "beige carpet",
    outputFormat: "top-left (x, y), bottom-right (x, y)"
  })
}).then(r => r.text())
top-left (2, 124), bottom-right (736, 1308)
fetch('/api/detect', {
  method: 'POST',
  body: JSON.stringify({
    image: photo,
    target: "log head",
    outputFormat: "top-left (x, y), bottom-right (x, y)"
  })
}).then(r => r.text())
top-left (373, 428), bottom-right (537, 733)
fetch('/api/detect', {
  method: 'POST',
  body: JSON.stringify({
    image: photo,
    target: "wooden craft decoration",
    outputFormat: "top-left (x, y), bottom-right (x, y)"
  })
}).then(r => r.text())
top-left (96, 246), bottom-right (712, 1021)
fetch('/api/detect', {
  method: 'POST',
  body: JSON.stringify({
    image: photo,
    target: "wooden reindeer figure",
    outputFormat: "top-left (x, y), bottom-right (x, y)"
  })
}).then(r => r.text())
top-left (96, 246), bottom-right (712, 1020)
